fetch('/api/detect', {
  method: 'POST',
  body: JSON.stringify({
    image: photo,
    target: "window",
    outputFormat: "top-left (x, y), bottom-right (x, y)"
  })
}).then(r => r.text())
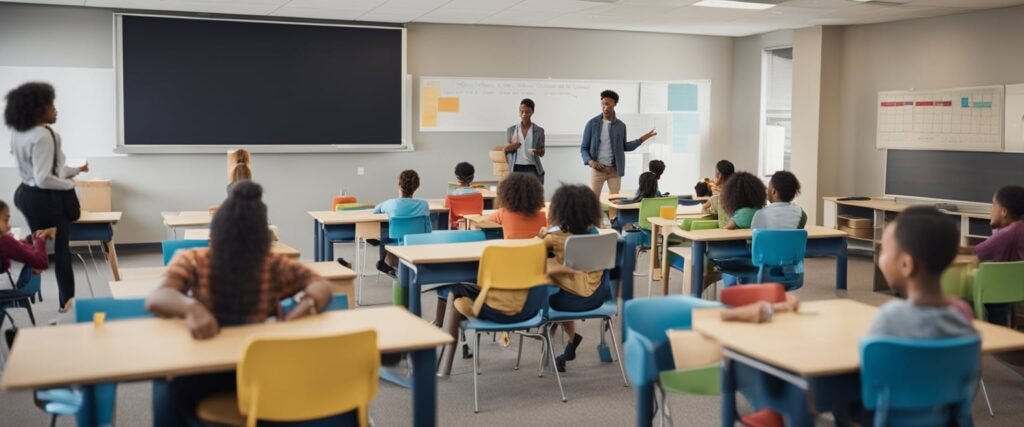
top-left (760, 47), bottom-right (793, 178)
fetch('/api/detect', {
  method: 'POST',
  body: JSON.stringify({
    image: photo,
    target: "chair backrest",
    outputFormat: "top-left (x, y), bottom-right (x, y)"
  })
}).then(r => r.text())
top-left (331, 196), bottom-right (357, 210)
top-left (161, 239), bottom-right (209, 265)
top-left (750, 229), bottom-right (807, 267)
top-left (387, 215), bottom-right (432, 244)
top-left (622, 296), bottom-right (721, 386)
top-left (474, 241), bottom-right (548, 316)
top-left (75, 297), bottom-right (151, 323)
top-left (720, 284), bottom-right (787, 307)
top-left (237, 330), bottom-right (380, 426)
top-left (404, 230), bottom-right (485, 246)
top-left (445, 193), bottom-right (485, 229)
top-left (974, 261), bottom-right (1024, 307)
top-left (639, 197), bottom-right (679, 230)
top-left (563, 232), bottom-right (617, 272)
top-left (860, 336), bottom-right (979, 426)
top-left (682, 218), bottom-right (719, 231)
top-left (14, 264), bottom-right (41, 295)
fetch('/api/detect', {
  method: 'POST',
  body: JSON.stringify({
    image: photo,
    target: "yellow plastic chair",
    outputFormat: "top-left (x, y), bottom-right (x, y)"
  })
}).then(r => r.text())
top-left (461, 240), bottom-right (562, 412)
top-left (196, 330), bottom-right (380, 427)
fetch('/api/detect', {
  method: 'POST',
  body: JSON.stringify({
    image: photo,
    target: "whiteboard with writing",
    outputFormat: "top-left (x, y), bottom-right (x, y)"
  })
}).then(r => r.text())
top-left (0, 66), bottom-right (121, 167)
top-left (418, 77), bottom-right (639, 135)
top-left (876, 85), bottom-right (1004, 151)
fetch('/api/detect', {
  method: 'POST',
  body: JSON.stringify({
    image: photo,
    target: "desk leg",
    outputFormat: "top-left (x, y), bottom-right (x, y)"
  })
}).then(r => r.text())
top-left (691, 241), bottom-right (706, 298)
top-left (636, 383), bottom-right (655, 427)
top-left (75, 384), bottom-right (99, 427)
top-left (104, 240), bottom-right (120, 281)
top-left (401, 262), bottom-right (420, 316)
top-left (411, 348), bottom-right (439, 427)
top-left (836, 237), bottom-right (848, 295)
top-left (313, 220), bottom-right (321, 262)
top-left (660, 225), bottom-right (672, 296)
top-left (721, 359), bottom-right (738, 427)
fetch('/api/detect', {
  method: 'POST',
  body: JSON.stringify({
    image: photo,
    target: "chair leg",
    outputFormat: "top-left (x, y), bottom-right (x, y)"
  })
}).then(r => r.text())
top-left (544, 326), bottom-right (568, 402)
top-left (50, 414), bottom-right (57, 427)
top-left (606, 318), bottom-right (629, 387)
top-left (24, 304), bottom-right (36, 326)
top-left (74, 253), bottom-right (96, 299)
top-left (514, 333), bottom-right (525, 371)
top-left (473, 332), bottom-right (481, 414)
top-left (980, 378), bottom-right (994, 417)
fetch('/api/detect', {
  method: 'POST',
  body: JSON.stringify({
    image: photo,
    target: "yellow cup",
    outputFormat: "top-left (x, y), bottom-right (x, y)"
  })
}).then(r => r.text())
top-left (659, 205), bottom-right (676, 219)
top-left (93, 312), bottom-right (106, 327)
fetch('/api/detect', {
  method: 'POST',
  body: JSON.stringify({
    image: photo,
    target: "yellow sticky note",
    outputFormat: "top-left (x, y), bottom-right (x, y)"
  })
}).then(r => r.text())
top-left (438, 97), bottom-right (460, 113)
top-left (421, 83), bottom-right (440, 128)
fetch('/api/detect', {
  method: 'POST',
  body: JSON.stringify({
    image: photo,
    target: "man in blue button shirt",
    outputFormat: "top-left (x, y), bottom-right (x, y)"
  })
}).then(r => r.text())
top-left (580, 90), bottom-right (656, 195)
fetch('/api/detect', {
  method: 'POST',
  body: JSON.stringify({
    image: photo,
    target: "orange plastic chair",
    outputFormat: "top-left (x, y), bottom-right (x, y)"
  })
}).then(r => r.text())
top-left (331, 196), bottom-right (357, 210)
top-left (719, 284), bottom-right (786, 307)
top-left (445, 193), bottom-right (484, 230)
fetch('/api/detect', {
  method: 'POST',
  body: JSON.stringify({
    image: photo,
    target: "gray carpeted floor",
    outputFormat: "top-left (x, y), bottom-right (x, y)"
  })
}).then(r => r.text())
top-left (2, 244), bottom-right (1023, 426)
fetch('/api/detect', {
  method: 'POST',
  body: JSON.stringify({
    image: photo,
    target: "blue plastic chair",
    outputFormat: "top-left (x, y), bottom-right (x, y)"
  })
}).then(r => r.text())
top-left (33, 298), bottom-right (151, 427)
top-left (541, 232), bottom-right (628, 386)
top-left (716, 229), bottom-right (807, 291)
top-left (387, 215), bottom-right (432, 246)
top-left (624, 296), bottom-right (722, 427)
top-left (0, 265), bottom-right (41, 326)
top-left (860, 336), bottom-right (980, 427)
top-left (161, 239), bottom-right (209, 265)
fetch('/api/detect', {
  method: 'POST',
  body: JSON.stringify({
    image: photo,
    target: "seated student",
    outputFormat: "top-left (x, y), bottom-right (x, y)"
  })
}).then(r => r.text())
top-left (374, 170), bottom-right (430, 275)
top-left (145, 181), bottom-right (332, 427)
top-left (648, 159), bottom-right (668, 196)
top-left (702, 160), bottom-right (735, 227)
top-left (487, 172), bottom-right (547, 239)
top-left (720, 171), bottom-right (766, 230)
top-left (751, 170), bottom-right (807, 229)
top-left (611, 172), bottom-right (659, 230)
top-left (969, 185), bottom-right (1024, 324)
top-left (448, 162), bottom-right (480, 196)
top-left (694, 181), bottom-right (715, 216)
top-left (0, 200), bottom-right (54, 274)
top-left (539, 184), bottom-right (609, 372)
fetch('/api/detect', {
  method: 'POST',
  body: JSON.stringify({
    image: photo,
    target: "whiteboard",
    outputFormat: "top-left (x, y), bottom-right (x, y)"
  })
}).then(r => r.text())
top-left (0, 66), bottom-right (121, 167)
top-left (876, 85), bottom-right (1004, 151)
top-left (1006, 83), bottom-right (1024, 153)
top-left (418, 77), bottom-right (639, 135)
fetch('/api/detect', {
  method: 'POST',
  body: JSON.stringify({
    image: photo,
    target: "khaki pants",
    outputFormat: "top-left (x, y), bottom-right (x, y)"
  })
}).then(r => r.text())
top-left (590, 166), bottom-right (621, 195)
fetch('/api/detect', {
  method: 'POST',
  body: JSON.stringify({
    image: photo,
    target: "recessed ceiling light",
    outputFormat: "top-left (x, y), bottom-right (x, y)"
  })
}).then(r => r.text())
top-left (693, 0), bottom-right (776, 10)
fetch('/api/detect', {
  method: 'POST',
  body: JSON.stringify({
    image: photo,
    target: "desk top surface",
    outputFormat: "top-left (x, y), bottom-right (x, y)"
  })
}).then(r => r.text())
top-left (824, 197), bottom-right (991, 220)
top-left (2, 306), bottom-right (452, 390)
top-left (689, 299), bottom-right (1024, 377)
top-left (75, 211), bottom-right (122, 224)
top-left (108, 262), bottom-right (355, 299)
top-left (669, 225), bottom-right (847, 242)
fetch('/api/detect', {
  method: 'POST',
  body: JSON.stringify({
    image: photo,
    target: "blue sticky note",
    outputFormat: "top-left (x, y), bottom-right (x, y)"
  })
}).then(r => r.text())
top-left (673, 114), bottom-right (699, 152)
top-left (668, 83), bottom-right (699, 112)
top-left (961, 97), bottom-right (969, 108)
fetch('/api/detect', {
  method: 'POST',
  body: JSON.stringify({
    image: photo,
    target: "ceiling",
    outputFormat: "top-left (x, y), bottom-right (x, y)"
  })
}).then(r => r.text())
top-left (11, 0), bottom-right (1024, 37)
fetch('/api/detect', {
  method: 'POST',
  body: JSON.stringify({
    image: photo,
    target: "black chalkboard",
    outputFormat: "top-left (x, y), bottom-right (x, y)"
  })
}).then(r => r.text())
top-left (120, 15), bottom-right (404, 146)
top-left (885, 149), bottom-right (1024, 203)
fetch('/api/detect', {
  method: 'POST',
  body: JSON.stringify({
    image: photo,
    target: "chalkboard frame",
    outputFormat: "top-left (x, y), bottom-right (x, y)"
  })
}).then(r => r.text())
top-left (114, 13), bottom-right (411, 154)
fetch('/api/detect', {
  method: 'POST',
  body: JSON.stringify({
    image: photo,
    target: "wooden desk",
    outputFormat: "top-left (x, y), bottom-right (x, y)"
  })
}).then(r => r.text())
top-left (2, 306), bottom-right (452, 427)
top-left (688, 299), bottom-right (1024, 427)
top-left (182, 226), bottom-right (280, 241)
top-left (664, 225), bottom-right (848, 298)
top-left (71, 211), bottom-right (123, 281)
top-left (162, 211), bottom-right (213, 239)
top-left (823, 196), bottom-right (992, 292)
top-left (642, 210), bottom-right (706, 293)
top-left (109, 262), bottom-right (356, 303)
top-left (117, 266), bottom-right (167, 281)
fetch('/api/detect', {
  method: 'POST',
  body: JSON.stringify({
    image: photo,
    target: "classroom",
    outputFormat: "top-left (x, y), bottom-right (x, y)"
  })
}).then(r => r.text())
top-left (3, 0), bottom-right (1024, 426)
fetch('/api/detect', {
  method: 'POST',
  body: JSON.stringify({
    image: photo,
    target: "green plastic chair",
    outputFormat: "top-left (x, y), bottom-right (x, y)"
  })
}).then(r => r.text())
top-left (941, 264), bottom-right (972, 300)
top-left (638, 197), bottom-right (680, 233)
top-left (973, 261), bottom-right (1024, 324)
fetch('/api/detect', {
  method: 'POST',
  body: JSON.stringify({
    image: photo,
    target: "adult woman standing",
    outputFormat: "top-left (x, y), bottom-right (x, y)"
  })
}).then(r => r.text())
top-left (504, 98), bottom-right (546, 184)
top-left (4, 82), bottom-right (88, 312)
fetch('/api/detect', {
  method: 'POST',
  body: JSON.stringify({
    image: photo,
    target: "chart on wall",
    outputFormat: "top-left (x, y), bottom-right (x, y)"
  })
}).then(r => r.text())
top-left (635, 80), bottom-right (711, 195)
top-left (418, 77), bottom-right (639, 135)
top-left (876, 85), bottom-right (1004, 151)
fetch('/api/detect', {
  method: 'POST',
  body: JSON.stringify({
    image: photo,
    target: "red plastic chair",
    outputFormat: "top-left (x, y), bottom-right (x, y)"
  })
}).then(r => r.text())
top-left (445, 193), bottom-right (484, 230)
top-left (331, 196), bottom-right (357, 211)
top-left (719, 284), bottom-right (786, 307)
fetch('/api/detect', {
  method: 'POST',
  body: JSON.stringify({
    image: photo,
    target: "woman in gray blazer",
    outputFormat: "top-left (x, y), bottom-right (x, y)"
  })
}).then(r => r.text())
top-left (504, 98), bottom-right (545, 184)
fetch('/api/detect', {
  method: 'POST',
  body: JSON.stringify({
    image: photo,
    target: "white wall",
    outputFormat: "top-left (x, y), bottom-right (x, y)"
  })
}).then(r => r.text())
top-left (0, 3), bottom-right (735, 255)
top-left (836, 5), bottom-right (1024, 197)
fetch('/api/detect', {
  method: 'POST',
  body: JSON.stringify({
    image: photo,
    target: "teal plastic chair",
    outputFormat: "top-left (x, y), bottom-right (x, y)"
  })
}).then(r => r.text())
top-left (541, 232), bottom-right (627, 386)
top-left (161, 239), bottom-right (209, 265)
top-left (972, 261), bottom-right (1024, 324)
top-left (716, 229), bottom-right (807, 291)
top-left (381, 215), bottom-right (432, 306)
top-left (0, 265), bottom-right (41, 326)
top-left (860, 336), bottom-right (980, 427)
top-left (623, 296), bottom-right (722, 426)
top-left (34, 298), bottom-right (151, 427)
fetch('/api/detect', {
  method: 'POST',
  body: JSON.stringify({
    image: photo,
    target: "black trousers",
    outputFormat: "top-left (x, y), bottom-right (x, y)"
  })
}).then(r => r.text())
top-left (512, 164), bottom-right (544, 184)
top-left (14, 184), bottom-right (75, 307)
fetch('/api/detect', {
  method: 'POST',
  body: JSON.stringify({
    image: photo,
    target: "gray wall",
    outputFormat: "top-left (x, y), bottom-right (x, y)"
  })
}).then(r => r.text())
top-left (836, 5), bottom-right (1024, 197)
top-left (0, 2), bottom-right (735, 256)
top-left (730, 30), bottom-right (792, 174)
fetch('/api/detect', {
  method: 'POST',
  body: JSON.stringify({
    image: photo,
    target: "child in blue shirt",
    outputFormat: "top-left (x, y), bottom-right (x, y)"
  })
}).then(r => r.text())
top-left (449, 162), bottom-right (480, 196)
top-left (374, 170), bottom-right (429, 275)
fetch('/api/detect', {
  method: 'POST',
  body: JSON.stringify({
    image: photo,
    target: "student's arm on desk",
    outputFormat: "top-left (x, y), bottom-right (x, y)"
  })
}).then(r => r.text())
top-left (279, 260), bottom-right (332, 321)
top-left (723, 219), bottom-right (738, 230)
top-left (145, 254), bottom-right (220, 340)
